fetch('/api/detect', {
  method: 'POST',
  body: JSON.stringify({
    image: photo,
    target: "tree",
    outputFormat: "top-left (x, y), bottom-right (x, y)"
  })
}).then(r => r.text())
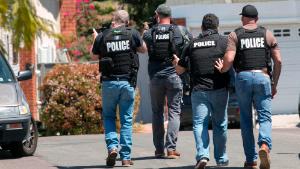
top-left (0, 0), bottom-right (57, 51)
top-left (68, 0), bottom-right (116, 62)
top-left (119, 0), bottom-right (166, 29)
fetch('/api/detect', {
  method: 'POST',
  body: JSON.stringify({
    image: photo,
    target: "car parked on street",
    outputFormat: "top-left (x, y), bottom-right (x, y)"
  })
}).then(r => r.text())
top-left (180, 86), bottom-right (242, 129)
top-left (0, 52), bottom-right (38, 157)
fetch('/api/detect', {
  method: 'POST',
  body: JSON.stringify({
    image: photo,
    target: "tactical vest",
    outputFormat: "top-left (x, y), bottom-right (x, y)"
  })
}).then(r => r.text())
top-left (234, 26), bottom-right (271, 72)
top-left (189, 34), bottom-right (224, 76)
top-left (148, 25), bottom-right (177, 63)
top-left (101, 27), bottom-right (138, 76)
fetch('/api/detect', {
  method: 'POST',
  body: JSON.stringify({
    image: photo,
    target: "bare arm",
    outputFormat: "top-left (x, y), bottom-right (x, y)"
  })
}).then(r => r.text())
top-left (266, 30), bottom-right (282, 98)
top-left (215, 32), bottom-right (236, 73)
top-left (172, 54), bottom-right (186, 75)
top-left (272, 50), bottom-right (282, 87)
top-left (271, 49), bottom-right (282, 98)
top-left (136, 41), bottom-right (147, 53)
top-left (175, 65), bottom-right (186, 75)
top-left (215, 50), bottom-right (235, 73)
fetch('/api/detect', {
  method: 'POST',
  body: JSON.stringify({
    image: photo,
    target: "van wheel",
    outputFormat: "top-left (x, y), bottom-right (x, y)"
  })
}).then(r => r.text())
top-left (10, 118), bottom-right (38, 157)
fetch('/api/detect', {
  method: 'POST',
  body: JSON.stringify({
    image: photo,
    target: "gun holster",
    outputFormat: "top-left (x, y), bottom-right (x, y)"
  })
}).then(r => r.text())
top-left (100, 57), bottom-right (114, 77)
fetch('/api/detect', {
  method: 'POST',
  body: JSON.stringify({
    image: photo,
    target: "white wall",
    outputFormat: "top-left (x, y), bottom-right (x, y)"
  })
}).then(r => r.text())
top-left (33, 0), bottom-right (60, 64)
top-left (136, 53), bottom-right (153, 122)
top-left (168, 0), bottom-right (300, 114)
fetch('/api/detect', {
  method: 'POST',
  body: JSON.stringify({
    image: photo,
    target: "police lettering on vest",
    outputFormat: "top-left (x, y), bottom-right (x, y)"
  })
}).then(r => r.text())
top-left (193, 41), bottom-right (216, 48)
top-left (240, 37), bottom-right (265, 49)
top-left (155, 33), bottom-right (170, 40)
top-left (106, 40), bottom-right (130, 52)
top-left (234, 26), bottom-right (270, 72)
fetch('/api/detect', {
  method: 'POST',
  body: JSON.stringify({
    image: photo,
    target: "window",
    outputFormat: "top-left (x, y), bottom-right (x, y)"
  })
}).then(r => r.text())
top-left (274, 29), bottom-right (282, 37)
top-left (0, 54), bottom-right (15, 83)
top-left (282, 29), bottom-right (290, 37)
top-left (273, 29), bottom-right (290, 37)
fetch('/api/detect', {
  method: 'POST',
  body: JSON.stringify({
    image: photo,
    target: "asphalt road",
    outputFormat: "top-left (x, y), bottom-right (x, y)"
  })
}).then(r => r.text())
top-left (0, 129), bottom-right (299, 169)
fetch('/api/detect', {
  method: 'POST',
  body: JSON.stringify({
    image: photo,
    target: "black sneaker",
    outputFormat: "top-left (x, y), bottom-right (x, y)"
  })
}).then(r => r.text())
top-left (106, 149), bottom-right (118, 167)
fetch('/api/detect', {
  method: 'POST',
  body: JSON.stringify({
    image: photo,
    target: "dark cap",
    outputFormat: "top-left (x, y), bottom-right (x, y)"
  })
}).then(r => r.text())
top-left (240, 5), bottom-right (258, 18)
top-left (156, 4), bottom-right (171, 17)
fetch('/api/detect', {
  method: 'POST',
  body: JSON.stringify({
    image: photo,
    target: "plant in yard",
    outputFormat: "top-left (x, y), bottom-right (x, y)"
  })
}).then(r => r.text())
top-left (68, 0), bottom-right (115, 62)
top-left (40, 64), bottom-right (141, 135)
top-left (40, 64), bottom-right (102, 135)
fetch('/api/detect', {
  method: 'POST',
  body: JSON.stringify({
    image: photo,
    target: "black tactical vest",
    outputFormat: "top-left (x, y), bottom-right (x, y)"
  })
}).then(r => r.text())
top-left (148, 25), bottom-right (177, 63)
top-left (234, 26), bottom-right (271, 72)
top-left (189, 34), bottom-right (224, 76)
top-left (101, 27), bottom-right (138, 76)
top-left (188, 32), bottom-right (229, 90)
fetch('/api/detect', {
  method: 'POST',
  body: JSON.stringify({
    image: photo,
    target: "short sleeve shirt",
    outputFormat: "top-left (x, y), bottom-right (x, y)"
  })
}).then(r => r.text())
top-left (178, 31), bottom-right (229, 90)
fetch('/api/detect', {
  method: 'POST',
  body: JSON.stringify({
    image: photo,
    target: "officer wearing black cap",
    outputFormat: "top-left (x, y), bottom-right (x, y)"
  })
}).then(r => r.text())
top-left (215, 4), bottom-right (282, 169)
top-left (240, 4), bottom-right (258, 18)
top-left (143, 4), bottom-right (192, 159)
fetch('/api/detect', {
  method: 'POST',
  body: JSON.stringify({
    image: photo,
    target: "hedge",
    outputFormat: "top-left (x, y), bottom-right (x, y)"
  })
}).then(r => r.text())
top-left (40, 64), bottom-right (140, 135)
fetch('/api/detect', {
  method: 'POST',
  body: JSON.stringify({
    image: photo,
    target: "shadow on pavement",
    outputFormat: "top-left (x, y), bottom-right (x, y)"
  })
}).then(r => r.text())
top-left (57, 166), bottom-right (113, 169)
top-left (132, 156), bottom-right (158, 161)
top-left (296, 122), bottom-right (300, 128)
top-left (159, 166), bottom-right (194, 169)
top-left (0, 150), bottom-right (21, 160)
top-left (159, 166), bottom-right (244, 169)
top-left (57, 166), bottom-right (246, 169)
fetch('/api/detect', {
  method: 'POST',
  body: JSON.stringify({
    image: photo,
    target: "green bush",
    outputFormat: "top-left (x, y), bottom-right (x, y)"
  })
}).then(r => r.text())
top-left (40, 64), bottom-right (102, 135)
top-left (40, 64), bottom-right (141, 136)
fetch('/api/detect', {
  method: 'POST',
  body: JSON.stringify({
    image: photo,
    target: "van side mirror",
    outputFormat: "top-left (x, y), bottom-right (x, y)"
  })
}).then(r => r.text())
top-left (17, 70), bottom-right (32, 81)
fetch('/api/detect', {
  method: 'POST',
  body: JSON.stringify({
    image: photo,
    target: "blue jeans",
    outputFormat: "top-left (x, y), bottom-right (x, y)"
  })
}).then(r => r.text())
top-left (191, 88), bottom-right (229, 163)
top-left (150, 74), bottom-right (182, 152)
top-left (235, 71), bottom-right (272, 163)
top-left (102, 80), bottom-right (135, 160)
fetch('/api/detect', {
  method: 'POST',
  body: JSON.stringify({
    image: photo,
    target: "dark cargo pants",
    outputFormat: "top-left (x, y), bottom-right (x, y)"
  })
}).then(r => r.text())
top-left (150, 74), bottom-right (183, 152)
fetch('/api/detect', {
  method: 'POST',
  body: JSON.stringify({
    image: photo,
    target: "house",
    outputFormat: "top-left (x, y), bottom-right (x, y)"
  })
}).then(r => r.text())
top-left (167, 0), bottom-right (300, 114)
top-left (0, 0), bottom-right (76, 121)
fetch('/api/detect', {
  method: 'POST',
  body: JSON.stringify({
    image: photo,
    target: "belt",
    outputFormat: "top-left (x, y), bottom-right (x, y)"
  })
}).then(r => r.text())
top-left (102, 76), bottom-right (129, 81)
top-left (243, 70), bottom-right (264, 73)
top-left (238, 69), bottom-right (269, 76)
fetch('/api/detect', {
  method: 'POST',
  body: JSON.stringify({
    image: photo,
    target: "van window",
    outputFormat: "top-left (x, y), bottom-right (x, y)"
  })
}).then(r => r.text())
top-left (0, 54), bottom-right (15, 83)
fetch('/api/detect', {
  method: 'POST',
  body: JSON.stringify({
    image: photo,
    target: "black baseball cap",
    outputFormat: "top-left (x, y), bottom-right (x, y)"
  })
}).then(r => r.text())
top-left (240, 5), bottom-right (258, 18)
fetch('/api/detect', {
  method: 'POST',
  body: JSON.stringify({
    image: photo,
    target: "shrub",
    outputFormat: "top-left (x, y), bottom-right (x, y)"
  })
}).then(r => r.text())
top-left (68, 0), bottom-right (116, 62)
top-left (40, 64), bottom-right (141, 135)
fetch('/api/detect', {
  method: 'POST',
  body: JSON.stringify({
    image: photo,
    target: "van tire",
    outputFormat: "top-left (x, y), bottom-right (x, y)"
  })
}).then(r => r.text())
top-left (10, 118), bottom-right (38, 157)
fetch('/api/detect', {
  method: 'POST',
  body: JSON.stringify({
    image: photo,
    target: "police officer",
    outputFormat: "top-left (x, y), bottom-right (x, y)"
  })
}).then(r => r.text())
top-left (143, 4), bottom-right (192, 159)
top-left (92, 10), bottom-right (147, 167)
top-left (215, 5), bottom-right (282, 169)
top-left (175, 14), bottom-right (229, 169)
